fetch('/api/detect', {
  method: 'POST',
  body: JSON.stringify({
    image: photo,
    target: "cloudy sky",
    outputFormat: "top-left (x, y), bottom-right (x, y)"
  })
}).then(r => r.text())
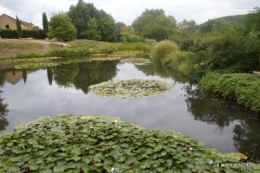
top-left (0, 0), bottom-right (258, 28)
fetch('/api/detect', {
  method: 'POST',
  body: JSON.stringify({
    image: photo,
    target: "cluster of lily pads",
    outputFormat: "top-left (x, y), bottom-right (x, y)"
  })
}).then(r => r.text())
top-left (89, 79), bottom-right (172, 98)
top-left (14, 62), bottom-right (58, 69)
top-left (120, 58), bottom-right (151, 65)
top-left (88, 57), bottom-right (122, 61)
top-left (0, 114), bottom-right (258, 173)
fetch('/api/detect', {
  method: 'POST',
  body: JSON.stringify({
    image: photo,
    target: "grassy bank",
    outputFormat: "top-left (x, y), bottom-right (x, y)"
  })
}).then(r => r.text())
top-left (200, 72), bottom-right (260, 112)
top-left (0, 114), bottom-right (258, 173)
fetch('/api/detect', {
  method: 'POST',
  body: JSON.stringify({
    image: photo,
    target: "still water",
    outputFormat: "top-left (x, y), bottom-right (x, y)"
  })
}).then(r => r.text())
top-left (0, 59), bottom-right (259, 163)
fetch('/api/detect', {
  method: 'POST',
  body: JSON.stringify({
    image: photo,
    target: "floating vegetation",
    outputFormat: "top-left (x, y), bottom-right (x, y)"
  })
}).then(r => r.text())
top-left (112, 50), bottom-right (144, 56)
top-left (120, 58), bottom-right (151, 65)
top-left (89, 79), bottom-right (172, 98)
top-left (0, 114), bottom-right (258, 173)
top-left (89, 56), bottom-right (122, 61)
top-left (14, 62), bottom-right (58, 69)
top-left (7, 57), bottom-right (61, 62)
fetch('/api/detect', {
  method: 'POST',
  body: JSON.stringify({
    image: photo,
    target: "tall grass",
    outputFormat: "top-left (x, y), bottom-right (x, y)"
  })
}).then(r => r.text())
top-left (151, 41), bottom-right (178, 62)
top-left (117, 43), bottom-right (151, 52)
top-left (200, 72), bottom-right (260, 112)
top-left (0, 43), bottom-right (43, 49)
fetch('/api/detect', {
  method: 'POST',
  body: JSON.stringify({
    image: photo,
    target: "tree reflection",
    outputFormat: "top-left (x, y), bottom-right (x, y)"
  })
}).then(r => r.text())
top-left (233, 120), bottom-right (260, 163)
top-left (47, 68), bottom-right (53, 85)
top-left (52, 61), bottom-right (118, 94)
top-left (183, 84), bottom-right (238, 134)
top-left (0, 70), bottom-right (6, 87)
top-left (0, 91), bottom-right (9, 131)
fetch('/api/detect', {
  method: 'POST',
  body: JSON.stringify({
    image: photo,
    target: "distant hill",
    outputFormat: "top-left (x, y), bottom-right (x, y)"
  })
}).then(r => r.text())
top-left (199, 14), bottom-right (246, 33)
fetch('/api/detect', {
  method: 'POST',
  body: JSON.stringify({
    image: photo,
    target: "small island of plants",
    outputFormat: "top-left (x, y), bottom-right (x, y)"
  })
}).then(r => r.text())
top-left (89, 79), bottom-right (172, 98)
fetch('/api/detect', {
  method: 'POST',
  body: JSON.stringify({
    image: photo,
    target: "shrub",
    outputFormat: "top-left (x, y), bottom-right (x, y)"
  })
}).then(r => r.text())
top-left (145, 38), bottom-right (157, 46)
top-left (120, 37), bottom-right (127, 43)
top-left (0, 114), bottom-right (256, 173)
top-left (151, 41), bottom-right (178, 63)
top-left (47, 48), bottom-right (90, 57)
top-left (128, 35), bottom-right (140, 43)
top-left (98, 44), bottom-right (118, 54)
top-left (0, 29), bottom-right (18, 38)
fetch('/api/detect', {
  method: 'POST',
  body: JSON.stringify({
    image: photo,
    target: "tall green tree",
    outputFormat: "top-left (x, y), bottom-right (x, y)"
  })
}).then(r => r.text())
top-left (16, 16), bottom-right (22, 38)
top-left (48, 13), bottom-right (77, 41)
top-left (132, 14), bottom-right (154, 35)
top-left (86, 18), bottom-right (101, 40)
top-left (68, 0), bottom-right (99, 38)
top-left (97, 10), bottom-right (116, 42)
top-left (42, 12), bottom-right (49, 37)
top-left (142, 9), bottom-right (165, 17)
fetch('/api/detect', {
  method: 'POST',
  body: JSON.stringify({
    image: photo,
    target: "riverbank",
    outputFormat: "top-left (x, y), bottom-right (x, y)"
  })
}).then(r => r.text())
top-left (0, 39), bottom-right (151, 70)
top-left (0, 114), bottom-right (258, 172)
top-left (151, 41), bottom-right (260, 114)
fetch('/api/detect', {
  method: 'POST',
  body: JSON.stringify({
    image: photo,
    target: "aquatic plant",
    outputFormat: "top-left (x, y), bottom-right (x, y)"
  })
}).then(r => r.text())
top-left (89, 79), bottom-right (172, 98)
top-left (120, 58), bottom-right (151, 65)
top-left (14, 62), bottom-right (58, 69)
top-left (0, 114), bottom-right (258, 173)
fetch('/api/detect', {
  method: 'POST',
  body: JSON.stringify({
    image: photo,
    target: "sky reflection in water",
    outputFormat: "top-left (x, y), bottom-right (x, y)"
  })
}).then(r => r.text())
top-left (0, 60), bottom-right (259, 163)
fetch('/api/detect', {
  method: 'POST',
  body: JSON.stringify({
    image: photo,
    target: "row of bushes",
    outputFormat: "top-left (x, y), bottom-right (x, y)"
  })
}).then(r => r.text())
top-left (0, 29), bottom-right (46, 39)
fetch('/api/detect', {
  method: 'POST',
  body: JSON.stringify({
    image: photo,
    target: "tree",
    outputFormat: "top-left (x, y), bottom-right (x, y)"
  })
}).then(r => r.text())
top-left (132, 14), bottom-right (154, 35)
top-left (68, 0), bottom-right (99, 38)
top-left (42, 12), bottom-right (49, 37)
top-left (142, 24), bottom-right (171, 41)
top-left (86, 18), bottom-right (101, 40)
top-left (142, 9), bottom-right (165, 17)
top-left (48, 13), bottom-right (77, 41)
top-left (120, 26), bottom-right (134, 40)
top-left (97, 10), bottom-right (116, 42)
top-left (16, 16), bottom-right (22, 38)
top-left (115, 22), bottom-right (126, 41)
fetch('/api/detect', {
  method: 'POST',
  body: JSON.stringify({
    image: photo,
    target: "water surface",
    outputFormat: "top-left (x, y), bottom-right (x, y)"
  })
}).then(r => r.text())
top-left (0, 59), bottom-right (259, 163)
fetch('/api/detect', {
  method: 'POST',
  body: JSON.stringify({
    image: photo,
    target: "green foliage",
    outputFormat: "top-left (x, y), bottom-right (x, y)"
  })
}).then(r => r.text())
top-left (132, 14), bottom-right (154, 35)
top-left (119, 37), bottom-right (127, 43)
top-left (142, 24), bottom-right (172, 41)
top-left (68, 1), bottom-right (99, 39)
top-left (117, 43), bottom-right (151, 52)
top-left (0, 114), bottom-right (257, 173)
top-left (97, 10), bottom-right (116, 42)
top-left (21, 30), bottom-right (45, 39)
top-left (0, 29), bottom-right (18, 38)
top-left (141, 8), bottom-right (165, 17)
top-left (128, 35), bottom-right (140, 43)
top-left (144, 39), bottom-right (157, 46)
top-left (48, 13), bottom-right (77, 41)
top-left (47, 47), bottom-right (90, 57)
top-left (14, 63), bottom-right (58, 70)
top-left (16, 16), bottom-right (22, 38)
top-left (199, 14), bottom-right (245, 33)
top-left (97, 44), bottom-right (117, 54)
top-left (163, 51), bottom-right (199, 76)
top-left (42, 12), bottom-right (49, 37)
top-left (151, 41), bottom-right (178, 63)
top-left (200, 72), bottom-right (260, 112)
top-left (86, 18), bottom-right (101, 41)
top-left (120, 26), bottom-right (134, 41)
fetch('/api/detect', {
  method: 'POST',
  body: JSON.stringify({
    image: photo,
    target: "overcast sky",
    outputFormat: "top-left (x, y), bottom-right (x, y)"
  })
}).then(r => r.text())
top-left (0, 0), bottom-right (259, 28)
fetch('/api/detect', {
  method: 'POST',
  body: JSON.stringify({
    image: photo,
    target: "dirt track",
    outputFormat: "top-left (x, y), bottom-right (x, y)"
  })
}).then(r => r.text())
top-left (0, 39), bottom-right (69, 57)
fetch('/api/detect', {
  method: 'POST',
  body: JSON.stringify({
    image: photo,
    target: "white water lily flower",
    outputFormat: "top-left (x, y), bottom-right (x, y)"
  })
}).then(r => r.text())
top-left (209, 160), bottom-right (213, 165)
top-left (189, 147), bottom-right (193, 151)
top-left (113, 120), bottom-right (118, 123)
top-left (110, 168), bottom-right (115, 173)
top-left (118, 126), bottom-right (122, 129)
top-left (90, 126), bottom-right (94, 129)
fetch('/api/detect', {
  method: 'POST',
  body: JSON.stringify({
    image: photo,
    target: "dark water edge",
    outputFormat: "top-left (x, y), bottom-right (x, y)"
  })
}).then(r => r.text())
top-left (0, 58), bottom-right (260, 163)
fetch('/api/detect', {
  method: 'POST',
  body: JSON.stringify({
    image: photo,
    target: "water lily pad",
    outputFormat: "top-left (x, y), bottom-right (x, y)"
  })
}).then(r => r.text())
top-left (120, 58), bottom-right (151, 65)
top-left (89, 79), bottom-right (172, 98)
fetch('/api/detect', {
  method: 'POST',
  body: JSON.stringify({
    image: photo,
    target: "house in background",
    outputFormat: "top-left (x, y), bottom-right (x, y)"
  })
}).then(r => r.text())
top-left (0, 14), bottom-right (34, 30)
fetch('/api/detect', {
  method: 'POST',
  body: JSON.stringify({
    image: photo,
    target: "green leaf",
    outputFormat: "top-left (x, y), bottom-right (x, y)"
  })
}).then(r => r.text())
top-left (53, 165), bottom-right (65, 172)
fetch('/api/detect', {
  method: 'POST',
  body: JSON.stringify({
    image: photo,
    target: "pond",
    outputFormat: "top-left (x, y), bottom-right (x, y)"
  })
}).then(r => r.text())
top-left (0, 57), bottom-right (260, 163)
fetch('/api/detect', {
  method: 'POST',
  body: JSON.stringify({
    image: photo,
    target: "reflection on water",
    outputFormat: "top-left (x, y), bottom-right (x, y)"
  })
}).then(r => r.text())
top-left (0, 58), bottom-right (260, 163)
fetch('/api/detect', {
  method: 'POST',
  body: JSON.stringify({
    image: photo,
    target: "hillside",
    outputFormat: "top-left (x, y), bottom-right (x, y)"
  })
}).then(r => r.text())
top-left (199, 14), bottom-right (246, 32)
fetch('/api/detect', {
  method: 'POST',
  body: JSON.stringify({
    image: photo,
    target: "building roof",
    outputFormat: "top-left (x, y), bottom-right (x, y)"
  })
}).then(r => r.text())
top-left (0, 13), bottom-right (34, 29)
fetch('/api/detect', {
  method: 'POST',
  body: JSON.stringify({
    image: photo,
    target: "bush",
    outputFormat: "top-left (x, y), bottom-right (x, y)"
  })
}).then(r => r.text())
top-left (200, 72), bottom-right (260, 112)
top-left (128, 35), bottom-right (140, 43)
top-left (0, 29), bottom-right (18, 38)
top-left (120, 37), bottom-right (127, 43)
top-left (0, 114), bottom-right (256, 173)
top-left (98, 44), bottom-right (118, 54)
top-left (47, 48), bottom-right (90, 57)
top-left (151, 41), bottom-right (178, 63)
top-left (145, 38), bottom-right (157, 46)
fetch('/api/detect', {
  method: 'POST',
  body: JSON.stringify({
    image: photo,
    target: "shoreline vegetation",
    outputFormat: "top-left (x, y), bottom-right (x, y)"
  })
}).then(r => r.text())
top-left (0, 114), bottom-right (259, 172)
